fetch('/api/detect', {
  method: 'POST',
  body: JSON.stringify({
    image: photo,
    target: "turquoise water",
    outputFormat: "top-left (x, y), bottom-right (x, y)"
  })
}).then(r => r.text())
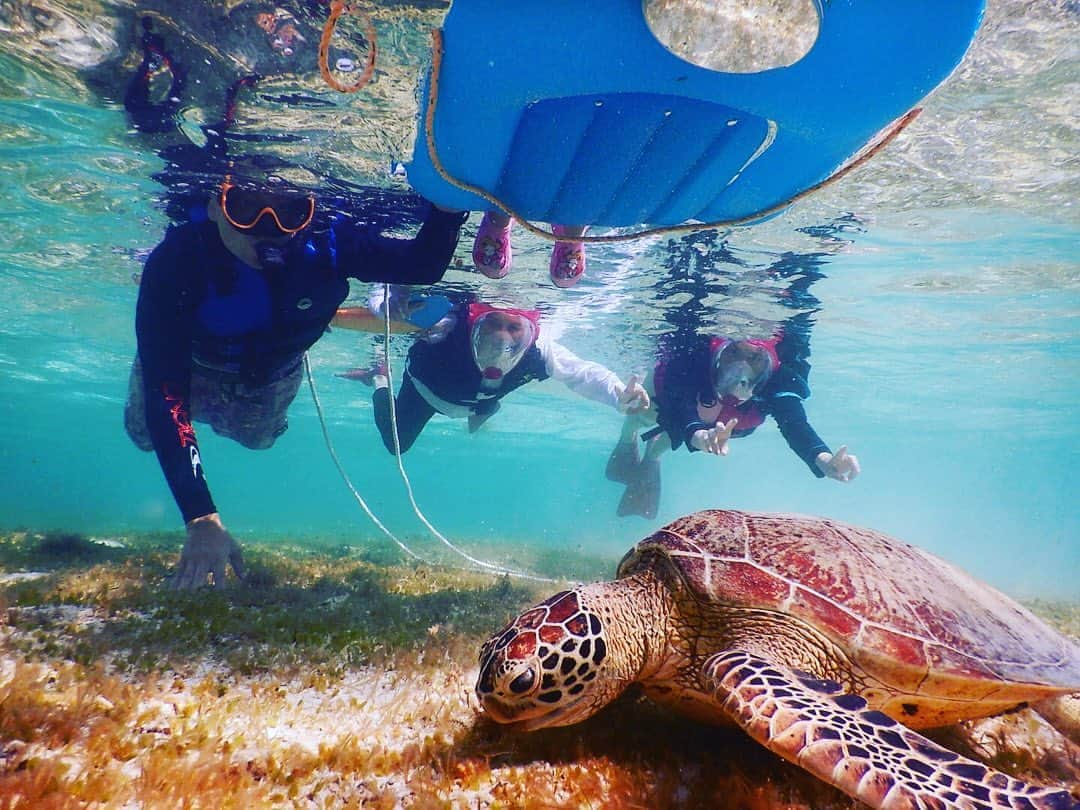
top-left (0, 1), bottom-right (1076, 598)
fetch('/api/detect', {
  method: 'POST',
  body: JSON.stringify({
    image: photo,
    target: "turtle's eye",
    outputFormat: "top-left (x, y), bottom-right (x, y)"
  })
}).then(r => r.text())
top-left (509, 669), bottom-right (536, 694)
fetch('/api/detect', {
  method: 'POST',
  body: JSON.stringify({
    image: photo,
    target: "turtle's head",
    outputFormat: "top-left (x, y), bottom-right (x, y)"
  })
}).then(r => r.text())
top-left (477, 587), bottom-right (630, 731)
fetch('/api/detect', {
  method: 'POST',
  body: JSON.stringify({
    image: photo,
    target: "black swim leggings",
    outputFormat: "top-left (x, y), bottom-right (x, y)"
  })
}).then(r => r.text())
top-left (372, 373), bottom-right (437, 454)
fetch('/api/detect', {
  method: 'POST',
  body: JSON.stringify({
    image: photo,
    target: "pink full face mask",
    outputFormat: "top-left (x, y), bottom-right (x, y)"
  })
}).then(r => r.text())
top-left (711, 340), bottom-right (778, 403)
top-left (468, 304), bottom-right (540, 380)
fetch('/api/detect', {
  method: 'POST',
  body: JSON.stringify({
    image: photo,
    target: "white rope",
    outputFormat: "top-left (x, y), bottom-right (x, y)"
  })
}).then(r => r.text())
top-left (303, 352), bottom-right (430, 563)
top-left (304, 302), bottom-right (556, 583)
top-left (378, 285), bottom-right (557, 584)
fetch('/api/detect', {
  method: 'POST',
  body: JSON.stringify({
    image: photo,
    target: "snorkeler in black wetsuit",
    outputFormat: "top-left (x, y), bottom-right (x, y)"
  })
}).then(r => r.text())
top-left (340, 301), bottom-right (648, 453)
top-left (124, 171), bottom-right (467, 589)
top-left (607, 324), bottom-right (860, 520)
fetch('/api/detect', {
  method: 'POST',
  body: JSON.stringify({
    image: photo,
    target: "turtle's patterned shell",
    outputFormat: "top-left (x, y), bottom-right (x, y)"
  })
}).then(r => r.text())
top-left (617, 510), bottom-right (1080, 691)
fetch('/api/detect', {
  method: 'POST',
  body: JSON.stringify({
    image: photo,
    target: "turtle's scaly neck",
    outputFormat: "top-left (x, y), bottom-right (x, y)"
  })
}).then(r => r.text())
top-left (579, 570), bottom-right (674, 683)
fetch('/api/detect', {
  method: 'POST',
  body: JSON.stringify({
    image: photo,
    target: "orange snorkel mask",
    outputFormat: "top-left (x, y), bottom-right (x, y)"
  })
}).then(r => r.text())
top-left (219, 176), bottom-right (315, 237)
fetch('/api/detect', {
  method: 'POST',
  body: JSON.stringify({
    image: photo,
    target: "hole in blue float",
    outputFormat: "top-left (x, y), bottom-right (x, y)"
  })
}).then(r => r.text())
top-left (642, 0), bottom-right (820, 74)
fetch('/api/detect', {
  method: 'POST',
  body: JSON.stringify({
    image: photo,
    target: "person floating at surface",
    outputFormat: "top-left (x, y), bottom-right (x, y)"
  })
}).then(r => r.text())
top-left (472, 210), bottom-right (588, 288)
top-left (340, 301), bottom-right (650, 452)
top-left (607, 330), bottom-right (860, 520)
top-left (124, 167), bottom-right (468, 589)
top-left (122, 16), bottom-right (187, 135)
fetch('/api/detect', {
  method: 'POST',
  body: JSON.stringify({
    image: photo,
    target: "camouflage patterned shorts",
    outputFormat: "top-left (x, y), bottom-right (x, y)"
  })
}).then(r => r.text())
top-left (124, 356), bottom-right (304, 451)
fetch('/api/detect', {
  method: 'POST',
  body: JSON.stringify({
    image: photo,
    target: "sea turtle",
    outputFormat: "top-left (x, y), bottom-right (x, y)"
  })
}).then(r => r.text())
top-left (477, 510), bottom-right (1080, 809)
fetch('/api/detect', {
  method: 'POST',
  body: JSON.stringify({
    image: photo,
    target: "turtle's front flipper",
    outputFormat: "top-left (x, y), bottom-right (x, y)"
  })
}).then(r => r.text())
top-left (704, 650), bottom-right (1078, 810)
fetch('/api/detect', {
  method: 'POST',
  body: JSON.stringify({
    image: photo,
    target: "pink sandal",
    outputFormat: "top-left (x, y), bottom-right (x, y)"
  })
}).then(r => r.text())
top-left (549, 225), bottom-right (587, 288)
top-left (472, 211), bottom-right (513, 279)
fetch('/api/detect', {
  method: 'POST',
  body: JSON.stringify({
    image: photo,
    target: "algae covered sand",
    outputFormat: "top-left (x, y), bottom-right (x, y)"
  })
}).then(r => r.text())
top-left (1, 530), bottom-right (1077, 808)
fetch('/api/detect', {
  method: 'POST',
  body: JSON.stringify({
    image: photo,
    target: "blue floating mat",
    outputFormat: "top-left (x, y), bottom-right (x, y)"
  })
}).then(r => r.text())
top-left (407, 0), bottom-right (984, 228)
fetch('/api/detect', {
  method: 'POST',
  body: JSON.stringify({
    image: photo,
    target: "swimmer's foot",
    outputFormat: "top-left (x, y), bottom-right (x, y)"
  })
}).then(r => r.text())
top-left (550, 225), bottom-right (587, 288)
top-left (605, 439), bottom-right (640, 484)
top-left (472, 211), bottom-right (513, 279)
top-left (616, 458), bottom-right (660, 520)
top-left (468, 400), bottom-right (501, 433)
top-left (336, 361), bottom-right (387, 386)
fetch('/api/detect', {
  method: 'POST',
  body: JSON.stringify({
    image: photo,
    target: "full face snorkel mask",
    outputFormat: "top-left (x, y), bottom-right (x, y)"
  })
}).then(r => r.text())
top-left (468, 304), bottom-right (540, 381)
top-left (711, 340), bottom-right (779, 403)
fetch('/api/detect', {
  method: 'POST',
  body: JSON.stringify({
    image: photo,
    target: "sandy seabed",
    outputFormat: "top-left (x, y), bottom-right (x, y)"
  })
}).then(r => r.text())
top-left (1, 530), bottom-right (1077, 808)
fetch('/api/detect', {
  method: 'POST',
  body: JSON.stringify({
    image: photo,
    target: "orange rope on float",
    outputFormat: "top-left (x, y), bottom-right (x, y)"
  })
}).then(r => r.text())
top-left (319, 0), bottom-right (377, 93)
top-left (425, 28), bottom-right (921, 244)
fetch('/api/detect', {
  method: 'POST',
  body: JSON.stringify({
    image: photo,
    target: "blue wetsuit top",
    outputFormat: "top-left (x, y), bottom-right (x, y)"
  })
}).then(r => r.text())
top-left (652, 333), bottom-right (830, 477)
top-left (135, 202), bottom-right (466, 523)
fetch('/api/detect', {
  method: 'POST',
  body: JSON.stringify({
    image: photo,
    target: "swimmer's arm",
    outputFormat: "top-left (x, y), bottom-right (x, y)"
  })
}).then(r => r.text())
top-left (135, 236), bottom-right (217, 522)
top-left (768, 393), bottom-right (830, 477)
top-left (539, 336), bottom-right (625, 408)
top-left (339, 202), bottom-right (468, 285)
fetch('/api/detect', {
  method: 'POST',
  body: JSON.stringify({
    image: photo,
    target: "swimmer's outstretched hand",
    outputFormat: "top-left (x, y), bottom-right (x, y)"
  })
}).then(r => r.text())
top-left (171, 512), bottom-right (246, 590)
top-left (691, 418), bottom-right (738, 456)
top-left (617, 374), bottom-right (651, 414)
top-left (816, 446), bottom-right (861, 482)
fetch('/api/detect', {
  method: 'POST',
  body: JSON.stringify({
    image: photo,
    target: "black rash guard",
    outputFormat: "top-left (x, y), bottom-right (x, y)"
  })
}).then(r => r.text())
top-left (653, 334), bottom-right (831, 477)
top-left (135, 202), bottom-right (466, 523)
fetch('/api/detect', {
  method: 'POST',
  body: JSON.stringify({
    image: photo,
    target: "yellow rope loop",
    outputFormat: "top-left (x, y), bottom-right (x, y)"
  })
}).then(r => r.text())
top-left (319, 1), bottom-right (377, 94)
top-left (426, 28), bottom-right (920, 244)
